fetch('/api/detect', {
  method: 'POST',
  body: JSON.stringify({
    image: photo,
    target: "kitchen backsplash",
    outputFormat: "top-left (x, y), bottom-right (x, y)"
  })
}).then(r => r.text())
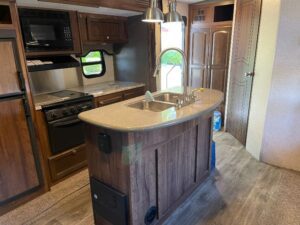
top-left (29, 46), bottom-right (115, 95)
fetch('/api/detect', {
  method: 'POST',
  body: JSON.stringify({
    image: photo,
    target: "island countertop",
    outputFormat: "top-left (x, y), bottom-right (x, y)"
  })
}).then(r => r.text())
top-left (79, 88), bottom-right (223, 132)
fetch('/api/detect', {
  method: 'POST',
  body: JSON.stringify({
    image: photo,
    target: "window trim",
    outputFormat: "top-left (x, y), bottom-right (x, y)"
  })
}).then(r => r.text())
top-left (80, 50), bottom-right (106, 79)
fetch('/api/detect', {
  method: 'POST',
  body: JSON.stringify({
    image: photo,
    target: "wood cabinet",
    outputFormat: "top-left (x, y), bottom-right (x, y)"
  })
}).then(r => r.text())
top-left (85, 113), bottom-right (213, 225)
top-left (41, 0), bottom-right (150, 12)
top-left (189, 27), bottom-right (210, 88)
top-left (188, 1), bottom-right (233, 116)
top-left (78, 13), bottom-right (128, 47)
top-left (48, 145), bottom-right (87, 181)
top-left (93, 86), bottom-right (145, 108)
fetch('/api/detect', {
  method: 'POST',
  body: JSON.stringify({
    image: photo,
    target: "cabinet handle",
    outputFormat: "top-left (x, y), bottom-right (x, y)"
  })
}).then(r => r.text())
top-left (107, 36), bottom-right (110, 40)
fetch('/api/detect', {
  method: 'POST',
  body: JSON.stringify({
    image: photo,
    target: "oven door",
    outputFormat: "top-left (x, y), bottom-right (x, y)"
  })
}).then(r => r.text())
top-left (47, 115), bottom-right (85, 155)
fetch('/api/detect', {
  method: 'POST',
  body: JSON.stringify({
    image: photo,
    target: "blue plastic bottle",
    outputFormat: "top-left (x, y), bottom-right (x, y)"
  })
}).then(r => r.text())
top-left (213, 111), bottom-right (222, 132)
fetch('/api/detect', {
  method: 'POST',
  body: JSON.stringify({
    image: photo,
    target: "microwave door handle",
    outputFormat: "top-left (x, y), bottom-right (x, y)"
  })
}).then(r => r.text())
top-left (53, 118), bottom-right (81, 128)
top-left (26, 42), bottom-right (51, 47)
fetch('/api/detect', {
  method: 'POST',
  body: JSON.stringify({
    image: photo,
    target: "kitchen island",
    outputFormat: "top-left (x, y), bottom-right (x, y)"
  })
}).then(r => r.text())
top-left (79, 88), bottom-right (223, 225)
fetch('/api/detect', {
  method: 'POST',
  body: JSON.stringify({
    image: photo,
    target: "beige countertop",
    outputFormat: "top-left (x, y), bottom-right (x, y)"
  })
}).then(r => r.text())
top-left (79, 88), bottom-right (224, 132)
top-left (33, 81), bottom-right (145, 110)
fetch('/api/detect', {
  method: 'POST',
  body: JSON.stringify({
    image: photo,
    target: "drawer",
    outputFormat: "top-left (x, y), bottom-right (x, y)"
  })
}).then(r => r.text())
top-left (48, 145), bottom-right (87, 181)
top-left (94, 92), bottom-right (123, 107)
top-left (123, 87), bottom-right (145, 100)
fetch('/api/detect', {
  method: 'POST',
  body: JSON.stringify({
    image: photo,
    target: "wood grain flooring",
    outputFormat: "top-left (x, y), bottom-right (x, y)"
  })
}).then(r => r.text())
top-left (0, 132), bottom-right (299, 225)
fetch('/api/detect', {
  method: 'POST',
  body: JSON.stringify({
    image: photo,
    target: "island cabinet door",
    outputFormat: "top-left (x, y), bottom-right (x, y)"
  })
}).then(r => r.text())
top-left (196, 116), bottom-right (213, 181)
top-left (157, 127), bottom-right (198, 218)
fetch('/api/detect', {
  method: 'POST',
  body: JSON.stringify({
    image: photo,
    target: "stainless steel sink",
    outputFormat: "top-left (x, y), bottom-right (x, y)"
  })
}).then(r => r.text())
top-left (128, 100), bottom-right (175, 112)
top-left (153, 92), bottom-right (184, 104)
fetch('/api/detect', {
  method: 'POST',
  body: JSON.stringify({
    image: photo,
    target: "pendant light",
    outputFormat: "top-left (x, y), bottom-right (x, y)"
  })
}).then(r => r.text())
top-left (142, 0), bottom-right (164, 23)
top-left (165, 1), bottom-right (183, 23)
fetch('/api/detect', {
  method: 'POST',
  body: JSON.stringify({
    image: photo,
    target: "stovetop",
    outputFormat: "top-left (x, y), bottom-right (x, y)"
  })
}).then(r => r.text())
top-left (34, 90), bottom-right (92, 109)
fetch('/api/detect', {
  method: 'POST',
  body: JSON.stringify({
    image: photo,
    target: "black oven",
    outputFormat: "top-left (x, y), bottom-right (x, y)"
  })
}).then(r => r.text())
top-left (43, 95), bottom-right (93, 155)
top-left (18, 8), bottom-right (74, 52)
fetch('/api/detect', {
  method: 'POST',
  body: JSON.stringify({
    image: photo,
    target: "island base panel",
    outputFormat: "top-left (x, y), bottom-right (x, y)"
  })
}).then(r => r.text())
top-left (85, 113), bottom-right (213, 225)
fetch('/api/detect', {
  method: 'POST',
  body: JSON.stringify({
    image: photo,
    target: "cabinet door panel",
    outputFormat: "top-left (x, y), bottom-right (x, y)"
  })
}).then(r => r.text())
top-left (0, 99), bottom-right (39, 203)
top-left (86, 16), bottom-right (127, 43)
top-left (157, 128), bottom-right (197, 217)
top-left (0, 39), bottom-right (22, 95)
top-left (189, 28), bottom-right (210, 88)
top-left (210, 27), bottom-right (232, 67)
top-left (190, 67), bottom-right (208, 88)
top-left (196, 116), bottom-right (212, 181)
top-left (210, 68), bottom-right (227, 92)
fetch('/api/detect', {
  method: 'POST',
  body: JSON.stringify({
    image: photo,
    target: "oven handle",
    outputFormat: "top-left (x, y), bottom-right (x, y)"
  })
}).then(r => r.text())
top-left (52, 118), bottom-right (82, 128)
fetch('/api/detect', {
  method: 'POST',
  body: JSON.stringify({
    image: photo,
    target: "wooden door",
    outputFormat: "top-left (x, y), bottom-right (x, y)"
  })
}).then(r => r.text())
top-left (209, 26), bottom-right (232, 115)
top-left (226, 0), bottom-right (262, 144)
top-left (189, 27), bottom-right (210, 88)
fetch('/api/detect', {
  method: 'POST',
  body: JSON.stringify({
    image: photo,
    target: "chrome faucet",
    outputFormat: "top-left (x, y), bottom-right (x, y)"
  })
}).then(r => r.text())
top-left (153, 47), bottom-right (195, 107)
top-left (153, 47), bottom-right (189, 96)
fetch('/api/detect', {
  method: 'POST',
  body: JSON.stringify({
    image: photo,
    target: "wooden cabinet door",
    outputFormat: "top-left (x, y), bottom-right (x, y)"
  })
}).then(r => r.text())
top-left (0, 98), bottom-right (40, 203)
top-left (157, 127), bottom-right (197, 217)
top-left (189, 27), bottom-right (210, 88)
top-left (94, 92), bottom-right (124, 108)
top-left (209, 26), bottom-right (231, 92)
top-left (0, 38), bottom-right (23, 96)
top-left (86, 14), bottom-right (128, 43)
top-left (191, 5), bottom-right (213, 25)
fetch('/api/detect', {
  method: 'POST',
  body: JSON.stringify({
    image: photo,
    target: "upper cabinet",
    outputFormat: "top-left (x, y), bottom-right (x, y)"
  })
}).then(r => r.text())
top-left (190, 1), bottom-right (234, 27)
top-left (78, 13), bottom-right (128, 47)
top-left (0, 4), bottom-right (13, 29)
top-left (41, 0), bottom-right (150, 12)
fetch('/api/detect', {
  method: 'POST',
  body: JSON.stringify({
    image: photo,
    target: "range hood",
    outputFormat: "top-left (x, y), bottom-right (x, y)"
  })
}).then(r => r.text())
top-left (27, 55), bottom-right (80, 72)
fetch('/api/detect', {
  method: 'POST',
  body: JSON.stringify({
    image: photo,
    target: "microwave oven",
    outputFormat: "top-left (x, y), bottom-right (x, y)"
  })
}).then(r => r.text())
top-left (18, 8), bottom-right (74, 52)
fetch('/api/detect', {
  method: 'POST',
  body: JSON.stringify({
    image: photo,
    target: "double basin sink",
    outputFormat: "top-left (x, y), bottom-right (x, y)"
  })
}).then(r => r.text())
top-left (128, 92), bottom-right (185, 112)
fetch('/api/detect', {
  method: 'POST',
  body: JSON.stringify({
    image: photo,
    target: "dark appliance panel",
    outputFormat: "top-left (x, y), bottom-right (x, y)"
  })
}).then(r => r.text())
top-left (43, 96), bottom-right (93, 155)
top-left (18, 8), bottom-right (73, 52)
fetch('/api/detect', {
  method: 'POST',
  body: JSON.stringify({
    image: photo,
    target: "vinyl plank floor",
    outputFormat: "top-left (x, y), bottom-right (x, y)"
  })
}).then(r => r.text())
top-left (1, 132), bottom-right (299, 225)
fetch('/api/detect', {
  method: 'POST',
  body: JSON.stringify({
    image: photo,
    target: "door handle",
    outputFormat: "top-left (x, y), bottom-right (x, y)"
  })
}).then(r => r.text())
top-left (245, 72), bottom-right (255, 77)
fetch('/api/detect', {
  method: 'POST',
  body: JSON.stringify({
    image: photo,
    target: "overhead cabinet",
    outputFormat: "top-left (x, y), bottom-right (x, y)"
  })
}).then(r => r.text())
top-left (78, 13), bottom-right (128, 46)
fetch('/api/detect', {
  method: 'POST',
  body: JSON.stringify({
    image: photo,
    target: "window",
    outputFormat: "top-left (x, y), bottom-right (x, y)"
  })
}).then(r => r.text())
top-left (160, 21), bottom-right (185, 90)
top-left (80, 50), bottom-right (106, 78)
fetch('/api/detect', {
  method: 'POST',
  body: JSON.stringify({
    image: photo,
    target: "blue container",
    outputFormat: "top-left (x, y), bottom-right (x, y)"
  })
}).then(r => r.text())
top-left (213, 111), bottom-right (222, 132)
top-left (211, 141), bottom-right (216, 171)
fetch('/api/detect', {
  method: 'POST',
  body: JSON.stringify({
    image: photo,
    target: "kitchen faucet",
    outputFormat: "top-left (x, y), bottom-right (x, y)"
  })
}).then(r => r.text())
top-left (153, 47), bottom-right (195, 107)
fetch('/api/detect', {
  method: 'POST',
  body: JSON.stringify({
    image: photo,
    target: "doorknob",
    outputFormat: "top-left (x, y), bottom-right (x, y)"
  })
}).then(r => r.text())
top-left (244, 72), bottom-right (255, 77)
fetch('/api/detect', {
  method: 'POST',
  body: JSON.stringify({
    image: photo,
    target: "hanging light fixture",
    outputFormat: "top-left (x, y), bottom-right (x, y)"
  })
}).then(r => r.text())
top-left (142, 0), bottom-right (164, 23)
top-left (165, 1), bottom-right (183, 23)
